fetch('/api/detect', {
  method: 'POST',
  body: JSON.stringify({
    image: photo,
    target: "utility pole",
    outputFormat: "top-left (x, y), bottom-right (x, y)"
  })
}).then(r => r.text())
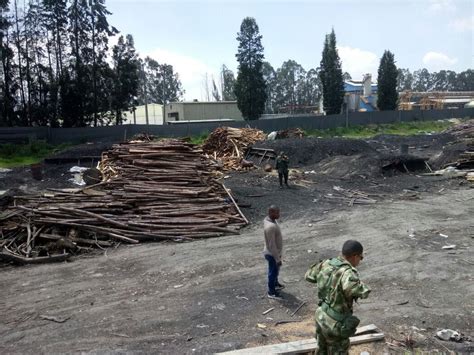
top-left (141, 62), bottom-right (149, 125)
top-left (162, 66), bottom-right (166, 124)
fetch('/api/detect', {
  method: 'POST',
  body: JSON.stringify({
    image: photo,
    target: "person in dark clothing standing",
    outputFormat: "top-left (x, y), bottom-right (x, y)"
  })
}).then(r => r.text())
top-left (275, 151), bottom-right (289, 188)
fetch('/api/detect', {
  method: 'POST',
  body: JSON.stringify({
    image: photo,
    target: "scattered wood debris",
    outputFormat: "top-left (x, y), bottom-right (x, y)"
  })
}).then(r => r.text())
top-left (325, 186), bottom-right (377, 205)
top-left (202, 127), bottom-right (266, 170)
top-left (276, 128), bottom-right (306, 139)
top-left (0, 139), bottom-right (247, 265)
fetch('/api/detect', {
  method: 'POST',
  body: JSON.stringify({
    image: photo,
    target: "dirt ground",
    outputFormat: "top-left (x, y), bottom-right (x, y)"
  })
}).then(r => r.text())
top-left (1, 134), bottom-right (473, 354)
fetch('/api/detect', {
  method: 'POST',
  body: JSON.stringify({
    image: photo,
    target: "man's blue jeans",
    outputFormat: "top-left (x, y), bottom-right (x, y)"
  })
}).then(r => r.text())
top-left (265, 254), bottom-right (280, 294)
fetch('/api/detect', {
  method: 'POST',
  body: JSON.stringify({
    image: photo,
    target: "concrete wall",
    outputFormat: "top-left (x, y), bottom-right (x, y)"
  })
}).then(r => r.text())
top-left (0, 108), bottom-right (473, 145)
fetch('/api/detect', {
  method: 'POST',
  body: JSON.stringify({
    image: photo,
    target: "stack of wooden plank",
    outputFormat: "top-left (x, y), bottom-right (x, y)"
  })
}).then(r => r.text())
top-left (0, 139), bottom-right (247, 265)
top-left (202, 127), bottom-right (266, 170)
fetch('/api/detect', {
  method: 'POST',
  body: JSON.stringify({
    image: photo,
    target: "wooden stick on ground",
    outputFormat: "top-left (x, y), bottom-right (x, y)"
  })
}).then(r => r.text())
top-left (221, 183), bottom-right (249, 225)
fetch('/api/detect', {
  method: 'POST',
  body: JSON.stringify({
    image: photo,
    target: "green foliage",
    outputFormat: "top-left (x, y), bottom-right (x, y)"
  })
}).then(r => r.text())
top-left (221, 65), bottom-right (236, 101)
top-left (188, 132), bottom-right (210, 145)
top-left (235, 17), bottom-right (267, 120)
top-left (0, 141), bottom-right (70, 167)
top-left (111, 34), bottom-right (141, 125)
top-left (319, 29), bottom-right (344, 115)
top-left (377, 50), bottom-right (399, 110)
top-left (305, 120), bottom-right (453, 139)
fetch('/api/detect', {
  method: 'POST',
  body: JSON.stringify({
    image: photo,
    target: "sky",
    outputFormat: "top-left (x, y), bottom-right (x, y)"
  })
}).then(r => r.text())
top-left (106, 0), bottom-right (473, 100)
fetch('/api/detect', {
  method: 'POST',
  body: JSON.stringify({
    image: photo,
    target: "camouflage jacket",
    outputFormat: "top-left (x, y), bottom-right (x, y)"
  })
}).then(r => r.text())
top-left (305, 256), bottom-right (371, 316)
top-left (275, 156), bottom-right (289, 173)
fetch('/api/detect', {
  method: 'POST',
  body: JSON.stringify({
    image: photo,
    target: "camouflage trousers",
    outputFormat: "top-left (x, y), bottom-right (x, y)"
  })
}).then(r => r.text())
top-left (315, 307), bottom-right (350, 355)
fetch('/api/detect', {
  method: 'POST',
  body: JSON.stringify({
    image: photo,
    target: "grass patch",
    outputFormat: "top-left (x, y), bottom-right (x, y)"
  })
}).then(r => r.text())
top-left (305, 120), bottom-right (454, 139)
top-left (188, 132), bottom-right (210, 145)
top-left (0, 141), bottom-right (71, 168)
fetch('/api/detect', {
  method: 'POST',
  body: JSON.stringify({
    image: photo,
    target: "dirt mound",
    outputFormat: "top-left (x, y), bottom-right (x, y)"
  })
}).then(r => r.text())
top-left (429, 141), bottom-right (471, 169)
top-left (254, 137), bottom-right (378, 166)
top-left (366, 133), bottom-right (454, 156)
top-left (46, 142), bottom-right (113, 163)
top-left (314, 154), bottom-right (382, 179)
top-left (443, 119), bottom-right (474, 138)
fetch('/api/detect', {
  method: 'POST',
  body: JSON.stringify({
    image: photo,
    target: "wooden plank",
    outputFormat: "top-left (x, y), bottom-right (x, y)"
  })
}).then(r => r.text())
top-left (217, 329), bottom-right (384, 355)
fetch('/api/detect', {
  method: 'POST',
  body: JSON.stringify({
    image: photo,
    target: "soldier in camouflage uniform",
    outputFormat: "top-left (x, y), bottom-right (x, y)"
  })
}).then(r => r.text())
top-left (305, 240), bottom-right (371, 355)
top-left (275, 151), bottom-right (289, 188)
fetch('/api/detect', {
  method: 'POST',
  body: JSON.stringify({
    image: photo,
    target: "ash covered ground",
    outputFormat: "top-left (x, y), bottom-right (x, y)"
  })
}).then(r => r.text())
top-left (0, 133), bottom-right (473, 354)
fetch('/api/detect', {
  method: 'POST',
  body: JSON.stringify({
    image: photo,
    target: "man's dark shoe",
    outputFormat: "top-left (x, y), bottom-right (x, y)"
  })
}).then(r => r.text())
top-left (267, 292), bottom-right (283, 300)
top-left (275, 283), bottom-right (285, 290)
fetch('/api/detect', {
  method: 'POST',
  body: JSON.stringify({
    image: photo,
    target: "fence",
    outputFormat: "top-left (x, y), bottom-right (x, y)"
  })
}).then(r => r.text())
top-left (0, 108), bottom-right (473, 145)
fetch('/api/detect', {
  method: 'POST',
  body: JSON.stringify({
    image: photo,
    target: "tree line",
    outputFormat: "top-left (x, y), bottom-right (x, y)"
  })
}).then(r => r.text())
top-left (2, 5), bottom-right (473, 126)
top-left (0, 0), bottom-right (184, 127)
top-left (231, 17), bottom-right (473, 120)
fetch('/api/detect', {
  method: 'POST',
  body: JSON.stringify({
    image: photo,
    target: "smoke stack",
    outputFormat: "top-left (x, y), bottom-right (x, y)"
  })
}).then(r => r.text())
top-left (363, 74), bottom-right (372, 97)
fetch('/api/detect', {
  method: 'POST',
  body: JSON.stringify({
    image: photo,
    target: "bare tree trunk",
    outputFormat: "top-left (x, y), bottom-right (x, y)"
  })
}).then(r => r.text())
top-left (13, 0), bottom-right (27, 124)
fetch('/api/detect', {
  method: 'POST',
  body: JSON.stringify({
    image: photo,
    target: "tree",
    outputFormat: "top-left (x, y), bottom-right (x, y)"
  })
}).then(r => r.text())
top-left (111, 34), bottom-right (140, 125)
top-left (413, 68), bottom-right (432, 92)
top-left (234, 17), bottom-right (267, 120)
top-left (342, 72), bottom-right (352, 81)
top-left (211, 77), bottom-right (220, 101)
top-left (0, 0), bottom-right (18, 126)
top-left (319, 29), bottom-right (344, 115)
top-left (377, 50), bottom-right (398, 110)
top-left (139, 56), bottom-right (184, 105)
top-left (397, 68), bottom-right (413, 91)
top-left (220, 65), bottom-right (236, 101)
top-left (261, 61), bottom-right (275, 113)
top-left (274, 60), bottom-right (306, 113)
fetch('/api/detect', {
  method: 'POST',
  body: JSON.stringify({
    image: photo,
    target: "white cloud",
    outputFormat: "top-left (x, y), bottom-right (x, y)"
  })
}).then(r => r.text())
top-left (422, 51), bottom-right (458, 70)
top-left (428, 0), bottom-right (456, 13)
top-left (337, 46), bottom-right (379, 80)
top-left (450, 16), bottom-right (474, 32)
top-left (146, 48), bottom-right (220, 101)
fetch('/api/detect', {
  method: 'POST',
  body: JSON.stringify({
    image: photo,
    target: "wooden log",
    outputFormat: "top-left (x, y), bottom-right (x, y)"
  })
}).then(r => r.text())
top-left (0, 249), bottom-right (71, 265)
top-left (221, 184), bottom-right (249, 225)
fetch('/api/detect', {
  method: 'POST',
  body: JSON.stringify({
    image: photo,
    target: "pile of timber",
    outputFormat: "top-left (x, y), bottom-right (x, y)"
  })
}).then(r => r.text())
top-left (202, 127), bottom-right (266, 170)
top-left (0, 139), bottom-right (247, 265)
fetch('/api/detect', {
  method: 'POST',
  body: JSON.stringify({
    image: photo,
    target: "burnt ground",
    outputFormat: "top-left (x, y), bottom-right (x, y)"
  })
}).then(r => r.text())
top-left (0, 133), bottom-right (473, 354)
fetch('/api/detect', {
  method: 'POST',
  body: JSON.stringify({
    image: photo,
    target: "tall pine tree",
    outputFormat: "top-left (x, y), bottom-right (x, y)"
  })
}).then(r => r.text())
top-left (319, 29), bottom-right (344, 115)
top-left (234, 17), bottom-right (266, 120)
top-left (377, 50), bottom-right (398, 110)
top-left (111, 34), bottom-right (140, 125)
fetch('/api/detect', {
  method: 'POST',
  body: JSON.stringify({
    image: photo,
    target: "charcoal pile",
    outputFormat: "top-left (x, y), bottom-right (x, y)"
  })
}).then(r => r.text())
top-left (443, 119), bottom-right (474, 139)
top-left (0, 139), bottom-right (247, 265)
top-left (429, 120), bottom-right (474, 170)
top-left (202, 127), bottom-right (266, 170)
top-left (255, 137), bottom-right (378, 166)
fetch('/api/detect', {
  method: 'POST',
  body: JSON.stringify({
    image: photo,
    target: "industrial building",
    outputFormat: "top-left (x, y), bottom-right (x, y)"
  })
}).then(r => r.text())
top-left (344, 74), bottom-right (378, 112)
top-left (122, 103), bottom-right (164, 125)
top-left (164, 101), bottom-right (243, 124)
top-left (399, 92), bottom-right (474, 110)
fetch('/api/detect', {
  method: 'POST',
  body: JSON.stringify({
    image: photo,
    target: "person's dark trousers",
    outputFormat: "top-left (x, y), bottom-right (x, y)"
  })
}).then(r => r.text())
top-left (265, 254), bottom-right (280, 294)
top-left (279, 171), bottom-right (288, 186)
